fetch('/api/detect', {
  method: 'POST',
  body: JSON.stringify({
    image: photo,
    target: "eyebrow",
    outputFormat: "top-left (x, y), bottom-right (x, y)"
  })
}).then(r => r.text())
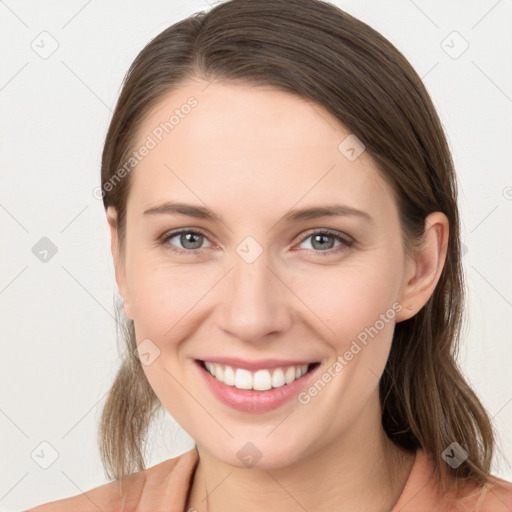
top-left (143, 201), bottom-right (373, 224)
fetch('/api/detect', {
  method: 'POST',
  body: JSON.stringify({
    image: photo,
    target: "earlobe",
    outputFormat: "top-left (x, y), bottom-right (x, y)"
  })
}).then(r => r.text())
top-left (395, 212), bottom-right (449, 322)
top-left (106, 207), bottom-right (133, 319)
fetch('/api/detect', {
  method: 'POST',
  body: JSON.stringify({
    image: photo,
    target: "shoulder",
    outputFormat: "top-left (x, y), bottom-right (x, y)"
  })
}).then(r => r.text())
top-left (456, 474), bottom-right (512, 512)
top-left (26, 448), bottom-right (199, 512)
top-left (393, 449), bottom-right (512, 512)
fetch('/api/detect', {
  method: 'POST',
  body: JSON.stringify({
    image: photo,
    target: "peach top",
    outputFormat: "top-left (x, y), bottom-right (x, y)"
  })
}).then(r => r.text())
top-left (27, 448), bottom-right (512, 512)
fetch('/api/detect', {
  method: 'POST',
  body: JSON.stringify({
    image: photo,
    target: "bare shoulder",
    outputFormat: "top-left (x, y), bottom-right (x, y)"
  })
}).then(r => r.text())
top-left (24, 466), bottom-right (152, 512)
top-left (25, 449), bottom-right (198, 512)
top-left (25, 477), bottom-right (126, 512)
top-left (479, 475), bottom-right (512, 510)
top-left (457, 474), bottom-right (512, 512)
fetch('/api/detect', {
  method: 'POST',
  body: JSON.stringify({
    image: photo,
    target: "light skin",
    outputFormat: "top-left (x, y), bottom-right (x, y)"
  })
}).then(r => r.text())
top-left (107, 79), bottom-right (449, 511)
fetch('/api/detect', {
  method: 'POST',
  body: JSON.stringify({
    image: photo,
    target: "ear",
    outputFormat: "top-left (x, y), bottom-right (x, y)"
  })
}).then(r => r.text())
top-left (106, 206), bottom-right (133, 319)
top-left (395, 212), bottom-right (449, 322)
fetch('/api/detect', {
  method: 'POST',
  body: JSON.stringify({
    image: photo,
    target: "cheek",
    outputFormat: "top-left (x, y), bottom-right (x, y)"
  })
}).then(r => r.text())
top-left (290, 254), bottom-right (403, 350)
top-left (126, 255), bottom-right (215, 337)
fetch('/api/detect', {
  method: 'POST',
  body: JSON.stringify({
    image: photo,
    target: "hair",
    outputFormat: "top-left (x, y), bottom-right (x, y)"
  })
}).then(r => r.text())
top-left (98, 0), bottom-right (497, 495)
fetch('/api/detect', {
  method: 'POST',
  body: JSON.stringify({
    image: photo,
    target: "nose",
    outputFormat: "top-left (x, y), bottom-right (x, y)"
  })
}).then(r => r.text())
top-left (217, 248), bottom-right (293, 343)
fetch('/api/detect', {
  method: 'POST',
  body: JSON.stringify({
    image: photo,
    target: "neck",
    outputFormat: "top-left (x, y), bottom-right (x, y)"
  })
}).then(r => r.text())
top-left (186, 391), bottom-right (416, 512)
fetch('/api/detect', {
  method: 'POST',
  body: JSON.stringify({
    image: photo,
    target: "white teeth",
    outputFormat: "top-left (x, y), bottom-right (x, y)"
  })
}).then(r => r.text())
top-left (235, 368), bottom-right (253, 389)
top-left (285, 367), bottom-right (296, 384)
top-left (223, 365), bottom-right (235, 386)
top-left (205, 362), bottom-right (215, 376)
top-left (214, 364), bottom-right (224, 381)
top-left (203, 361), bottom-right (311, 390)
top-left (271, 368), bottom-right (285, 388)
top-left (253, 370), bottom-right (272, 391)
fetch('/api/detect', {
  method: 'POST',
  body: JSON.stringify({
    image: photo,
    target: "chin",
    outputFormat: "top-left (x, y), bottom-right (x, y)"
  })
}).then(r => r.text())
top-left (198, 429), bottom-right (319, 470)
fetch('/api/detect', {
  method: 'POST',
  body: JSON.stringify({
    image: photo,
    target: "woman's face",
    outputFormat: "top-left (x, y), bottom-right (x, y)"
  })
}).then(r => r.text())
top-left (110, 79), bottom-right (418, 468)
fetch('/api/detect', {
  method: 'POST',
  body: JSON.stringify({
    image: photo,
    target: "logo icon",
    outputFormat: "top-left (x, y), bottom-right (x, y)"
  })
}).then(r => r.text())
top-left (32, 237), bottom-right (58, 263)
top-left (338, 134), bottom-right (365, 161)
top-left (31, 31), bottom-right (59, 59)
top-left (237, 442), bottom-right (263, 468)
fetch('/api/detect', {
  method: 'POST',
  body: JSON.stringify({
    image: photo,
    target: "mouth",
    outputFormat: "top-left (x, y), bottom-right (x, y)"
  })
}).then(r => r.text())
top-left (197, 359), bottom-right (321, 391)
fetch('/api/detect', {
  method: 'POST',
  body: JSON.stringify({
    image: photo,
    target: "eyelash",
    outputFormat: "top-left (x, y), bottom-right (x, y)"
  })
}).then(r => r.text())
top-left (159, 228), bottom-right (354, 257)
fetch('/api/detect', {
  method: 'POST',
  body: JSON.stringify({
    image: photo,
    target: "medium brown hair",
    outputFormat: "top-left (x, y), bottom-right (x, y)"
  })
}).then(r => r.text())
top-left (98, 0), bottom-right (496, 493)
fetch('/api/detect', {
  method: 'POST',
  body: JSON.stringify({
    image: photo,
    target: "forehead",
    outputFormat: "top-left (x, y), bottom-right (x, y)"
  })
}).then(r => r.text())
top-left (137, 79), bottom-right (354, 160)
top-left (128, 79), bottom-right (396, 221)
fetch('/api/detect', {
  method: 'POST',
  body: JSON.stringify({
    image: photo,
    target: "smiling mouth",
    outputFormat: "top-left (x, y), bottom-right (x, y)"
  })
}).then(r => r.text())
top-left (197, 359), bottom-right (321, 391)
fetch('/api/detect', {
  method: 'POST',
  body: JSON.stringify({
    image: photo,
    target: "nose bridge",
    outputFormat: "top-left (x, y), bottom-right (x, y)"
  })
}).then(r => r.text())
top-left (219, 237), bottom-right (290, 340)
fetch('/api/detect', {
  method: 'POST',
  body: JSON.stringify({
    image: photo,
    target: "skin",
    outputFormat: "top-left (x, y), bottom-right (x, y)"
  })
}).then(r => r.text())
top-left (107, 79), bottom-right (449, 511)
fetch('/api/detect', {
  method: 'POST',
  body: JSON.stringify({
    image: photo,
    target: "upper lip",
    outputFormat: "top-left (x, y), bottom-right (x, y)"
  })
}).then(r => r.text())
top-left (197, 357), bottom-right (319, 371)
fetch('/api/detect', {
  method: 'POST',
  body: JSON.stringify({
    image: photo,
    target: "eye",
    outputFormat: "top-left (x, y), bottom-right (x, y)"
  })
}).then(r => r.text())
top-left (296, 229), bottom-right (353, 256)
top-left (159, 229), bottom-right (213, 256)
top-left (159, 228), bottom-right (354, 257)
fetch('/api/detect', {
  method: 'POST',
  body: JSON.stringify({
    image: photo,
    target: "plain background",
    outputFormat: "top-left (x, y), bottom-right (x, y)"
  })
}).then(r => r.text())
top-left (1, 0), bottom-right (511, 509)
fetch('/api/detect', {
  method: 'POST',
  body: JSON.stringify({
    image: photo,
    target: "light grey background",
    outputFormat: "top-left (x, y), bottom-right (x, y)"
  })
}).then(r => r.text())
top-left (1, 0), bottom-right (511, 509)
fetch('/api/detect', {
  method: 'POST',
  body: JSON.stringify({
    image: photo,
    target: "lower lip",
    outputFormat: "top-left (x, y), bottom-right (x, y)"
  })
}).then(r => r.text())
top-left (195, 360), bottom-right (321, 413)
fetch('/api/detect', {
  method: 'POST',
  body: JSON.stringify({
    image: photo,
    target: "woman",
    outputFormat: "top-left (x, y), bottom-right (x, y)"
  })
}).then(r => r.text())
top-left (27, 0), bottom-right (512, 510)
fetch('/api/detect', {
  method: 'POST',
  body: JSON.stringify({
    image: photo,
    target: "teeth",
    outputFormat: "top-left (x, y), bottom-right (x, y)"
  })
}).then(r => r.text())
top-left (223, 365), bottom-right (235, 386)
top-left (235, 368), bottom-right (253, 389)
top-left (253, 369), bottom-right (272, 391)
top-left (285, 366), bottom-right (296, 384)
top-left (203, 361), bottom-right (311, 390)
top-left (271, 368), bottom-right (285, 388)
top-left (205, 362), bottom-right (215, 376)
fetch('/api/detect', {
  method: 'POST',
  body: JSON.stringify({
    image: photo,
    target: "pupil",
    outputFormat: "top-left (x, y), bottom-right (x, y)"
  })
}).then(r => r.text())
top-left (313, 234), bottom-right (333, 250)
top-left (183, 232), bottom-right (201, 249)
